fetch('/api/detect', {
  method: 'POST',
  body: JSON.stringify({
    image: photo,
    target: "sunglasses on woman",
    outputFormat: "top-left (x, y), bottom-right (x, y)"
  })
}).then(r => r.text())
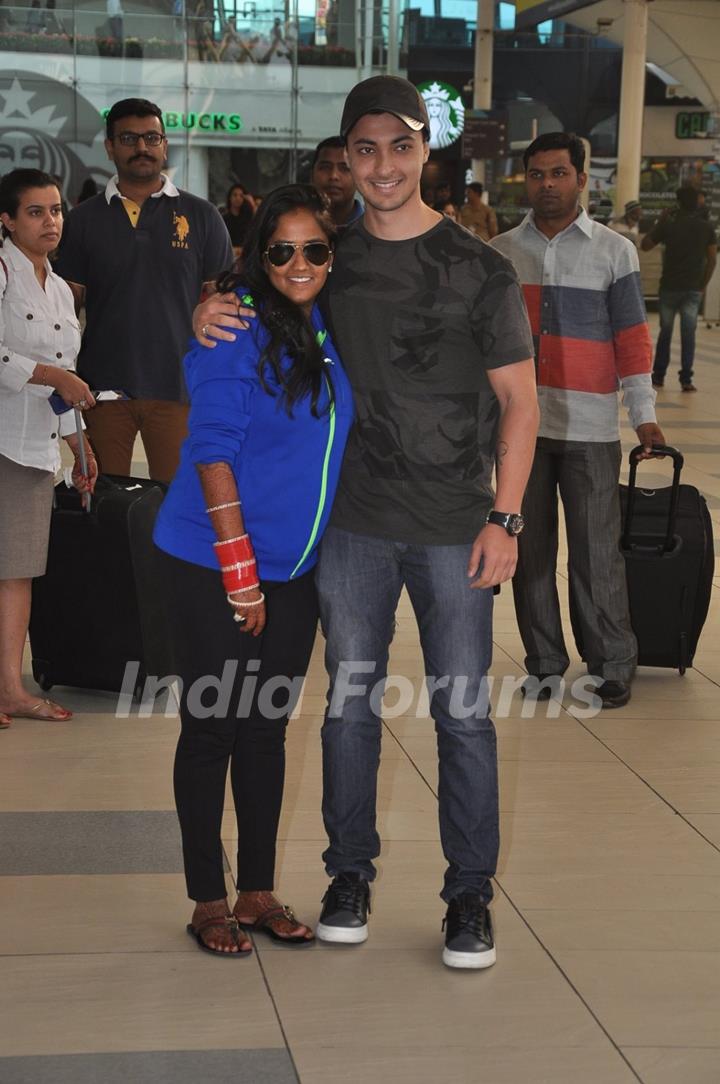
top-left (264, 241), bottom-right (332, 267)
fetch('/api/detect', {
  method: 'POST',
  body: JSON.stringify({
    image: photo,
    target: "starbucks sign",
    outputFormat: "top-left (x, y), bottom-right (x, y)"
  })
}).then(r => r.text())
top-left (416, 81), bottom-right (465, 151)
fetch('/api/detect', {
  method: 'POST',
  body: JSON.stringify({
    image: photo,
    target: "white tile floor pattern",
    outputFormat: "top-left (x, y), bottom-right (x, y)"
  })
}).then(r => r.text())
top-left (1, 316), bottom-right (719, 1084)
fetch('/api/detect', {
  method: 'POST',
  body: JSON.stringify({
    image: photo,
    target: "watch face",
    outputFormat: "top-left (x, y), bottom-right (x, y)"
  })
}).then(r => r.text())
top-left (508, 514), bottom-right (525, 536)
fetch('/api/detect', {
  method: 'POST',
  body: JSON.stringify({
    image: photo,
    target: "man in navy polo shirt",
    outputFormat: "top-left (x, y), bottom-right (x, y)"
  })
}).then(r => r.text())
top-left (56, 98), bottom-right (232, 482)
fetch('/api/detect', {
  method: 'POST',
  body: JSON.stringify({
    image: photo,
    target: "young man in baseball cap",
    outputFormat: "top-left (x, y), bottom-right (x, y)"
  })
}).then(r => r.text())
top-left (192, 75), bottom-right (539, 970)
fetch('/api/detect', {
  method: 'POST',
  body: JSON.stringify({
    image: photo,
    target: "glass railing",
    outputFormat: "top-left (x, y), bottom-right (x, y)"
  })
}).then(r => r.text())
top-left (0, 5), bottom-right (615, 64)
top-left (0, 5), bottom-right (389, 65)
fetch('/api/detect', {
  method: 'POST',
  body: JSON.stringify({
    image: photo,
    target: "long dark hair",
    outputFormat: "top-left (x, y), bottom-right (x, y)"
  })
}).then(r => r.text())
top-left (0, 168), bottom-right (59, 238)
top-left (225, 182), bottom-right (246, 212)
top-left (217, 184), bottom-right (335, 416)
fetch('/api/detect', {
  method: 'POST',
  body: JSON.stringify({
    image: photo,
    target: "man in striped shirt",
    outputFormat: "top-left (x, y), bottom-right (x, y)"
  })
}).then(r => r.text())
top-left (492, 132), bottom-right (664, 709)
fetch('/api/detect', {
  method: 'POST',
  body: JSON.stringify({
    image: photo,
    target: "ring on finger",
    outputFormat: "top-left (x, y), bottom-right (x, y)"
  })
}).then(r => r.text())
top-left (201, 323), bottom-right (209, 338)
top-left (234, 613), bottom-right (247, 624)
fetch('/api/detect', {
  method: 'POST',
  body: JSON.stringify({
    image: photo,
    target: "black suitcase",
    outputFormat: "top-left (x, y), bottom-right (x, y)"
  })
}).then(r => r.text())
top-left (30, 475), bottom-right (169, 699)
top-left (618, 444), bottom-right (714, 674)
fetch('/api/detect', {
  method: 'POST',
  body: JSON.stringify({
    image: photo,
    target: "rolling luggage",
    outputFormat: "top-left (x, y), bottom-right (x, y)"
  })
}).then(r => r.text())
top-left (29, 475), bottom-right (169, 699)
top-left (619, 444), bottom-right (714, 674)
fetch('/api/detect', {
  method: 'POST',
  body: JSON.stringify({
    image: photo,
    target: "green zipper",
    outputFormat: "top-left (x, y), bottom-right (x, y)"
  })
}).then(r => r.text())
top-left (290, 371), bottom-right (335, 578)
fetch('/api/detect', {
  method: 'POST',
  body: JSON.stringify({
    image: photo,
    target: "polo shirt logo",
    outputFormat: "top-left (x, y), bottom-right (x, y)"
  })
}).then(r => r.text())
top-left (172, 212), bottom-right (190, 249)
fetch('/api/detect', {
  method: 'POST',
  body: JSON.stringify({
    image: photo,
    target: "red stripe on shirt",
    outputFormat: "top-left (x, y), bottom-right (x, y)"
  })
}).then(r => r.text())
top-left (536, 335), bottom-right (619, 393)
top-left (614, 322), bottom-right (652, 378)
top-left (522, 284), bottom-right (541, 335)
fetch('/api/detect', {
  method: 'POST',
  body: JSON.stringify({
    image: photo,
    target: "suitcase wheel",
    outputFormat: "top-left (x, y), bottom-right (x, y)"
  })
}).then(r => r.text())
top-left (679, 632), bottom-right (688, 676)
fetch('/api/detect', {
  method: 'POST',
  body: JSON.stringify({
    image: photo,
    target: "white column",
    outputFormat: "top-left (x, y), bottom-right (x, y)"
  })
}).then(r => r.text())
top-left (387, 0), bottom-right (399, 76)
top-left (472, 0), bottom-right (494, 184)
top-left (363, 0), bottom-right (375, 78)
top-left (615, 0), bottom-right (648, 214)
top-left (186, 144), bottom-right (209, 199)
top-left (355, 0), bottom-right (363, 80)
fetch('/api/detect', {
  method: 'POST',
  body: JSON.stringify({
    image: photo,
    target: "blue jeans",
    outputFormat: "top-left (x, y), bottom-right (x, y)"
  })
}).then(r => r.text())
top-left (316, 527), bottom-right (499, 904)
top-left (653, 289), bottom-right (703, 385)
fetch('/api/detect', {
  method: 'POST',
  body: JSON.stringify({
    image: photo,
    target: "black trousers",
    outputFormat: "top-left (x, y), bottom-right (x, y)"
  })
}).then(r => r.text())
top-left (156, 548), bottom-right (319, 901)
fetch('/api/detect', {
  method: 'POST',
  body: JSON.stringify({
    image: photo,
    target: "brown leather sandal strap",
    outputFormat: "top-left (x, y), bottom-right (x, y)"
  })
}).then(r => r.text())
top-left (254, 905), bottom-right (301, 931)
top-left (193, 914), bottom-right (240, 937)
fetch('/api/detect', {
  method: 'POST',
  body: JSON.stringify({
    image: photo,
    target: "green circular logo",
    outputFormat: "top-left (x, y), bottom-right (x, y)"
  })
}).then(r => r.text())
top-left (417, 81), bottom-right (465, 150)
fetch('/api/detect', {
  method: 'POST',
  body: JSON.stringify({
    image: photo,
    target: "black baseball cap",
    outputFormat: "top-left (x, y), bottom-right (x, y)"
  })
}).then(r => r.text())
top-left (340, 76), bottom-right (429, 140)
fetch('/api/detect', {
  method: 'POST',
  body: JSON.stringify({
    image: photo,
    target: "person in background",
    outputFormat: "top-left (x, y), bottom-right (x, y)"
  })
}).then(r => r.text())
top-left (434, 181), bottom-right (452, 206)
top-left (609, 199), bottom-right (642, 244)
top-left (459, 181), bottom-right (498, 241)
top-left (642, 186), bottom-right (717, 392)
top-left (194, 1), bottom-right (219, 62)
top-left (153, 184), bottom-right (353, 955)
top-left (492, 132), bottom-right (665, 710)
top-left (26, 0), bottom-right (42, 31)
top-left (55, 97), bottom-right (232, 483)
top-left (44, 0), bottom-right (64, 35)
top-left (0, 168), bottom-right (96, 729)
top-left (311, 137), bottom-right (362, 229)
top-left (76, 178), bottom-right (98, 205)
top-left (435, 200), bottom-right (458, 222)
top-left (107, 0), bottom-right (123, 47)
top-left (222, 182), bottom-right (254, 257)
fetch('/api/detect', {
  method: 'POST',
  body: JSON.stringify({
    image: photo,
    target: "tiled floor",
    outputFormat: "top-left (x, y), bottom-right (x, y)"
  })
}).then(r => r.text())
top-left (1, 317), bottom-right (719, 1084)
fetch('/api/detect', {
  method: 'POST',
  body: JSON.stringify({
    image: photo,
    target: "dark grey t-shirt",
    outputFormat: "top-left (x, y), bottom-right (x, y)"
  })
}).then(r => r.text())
top-left (325, 217), bottom-right (534, 545)
top-left (651, 210), bottom-right (717, 292)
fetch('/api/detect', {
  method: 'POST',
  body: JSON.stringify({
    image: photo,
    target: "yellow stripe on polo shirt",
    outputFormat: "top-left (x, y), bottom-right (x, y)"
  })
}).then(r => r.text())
top-left (120, 198), bottom-right (141, 227)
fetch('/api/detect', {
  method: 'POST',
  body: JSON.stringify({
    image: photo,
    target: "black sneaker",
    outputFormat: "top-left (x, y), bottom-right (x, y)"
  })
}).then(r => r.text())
top-left (442, 894), bottom-right (496, 969)
top-left (316, 873), bottom-right (370, 944)
top-left (681, 382), bottom-right (697, 392)
top-left (594, 679), bottom-right (631, 709)
top-left (651, 374), bottom-right (664, 388)
top-left (520, 673), bottom-right (562, 701)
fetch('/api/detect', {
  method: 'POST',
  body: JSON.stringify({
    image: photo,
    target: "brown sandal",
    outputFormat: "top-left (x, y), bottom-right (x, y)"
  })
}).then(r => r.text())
top-left (236, 904), bottom-right (314, 946)
top-left (186, 914), bottom-right (252, 957)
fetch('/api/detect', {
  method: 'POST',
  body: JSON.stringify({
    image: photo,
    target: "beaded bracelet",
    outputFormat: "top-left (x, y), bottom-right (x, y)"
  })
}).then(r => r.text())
top-left (228, 583), bottom-right (260, 594)
top-left (220, 560), bottom-right (256, 572)
top-left (226, 592), bottom-right (265, 608)
top-left (213, 534), bottom-right (250, 547)
top-left (222, 560), bottom-right (258, 594)
top-left (206, 500), bottom-right (241, 513)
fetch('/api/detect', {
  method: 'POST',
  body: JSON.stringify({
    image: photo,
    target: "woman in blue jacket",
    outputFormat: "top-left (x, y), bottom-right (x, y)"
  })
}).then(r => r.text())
top-left (154, 185), bottom-right (353, 956)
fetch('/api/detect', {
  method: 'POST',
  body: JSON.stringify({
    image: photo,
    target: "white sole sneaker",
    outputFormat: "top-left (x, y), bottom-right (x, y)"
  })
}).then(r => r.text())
top-left (442, 945), bottom-right (497, 969)
top-left (316, 921), bottom-right (368, 944)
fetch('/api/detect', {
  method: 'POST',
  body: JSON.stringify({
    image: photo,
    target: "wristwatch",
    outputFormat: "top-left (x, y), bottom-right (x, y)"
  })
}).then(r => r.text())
top-left (487, 510), bottom-right (525, 536)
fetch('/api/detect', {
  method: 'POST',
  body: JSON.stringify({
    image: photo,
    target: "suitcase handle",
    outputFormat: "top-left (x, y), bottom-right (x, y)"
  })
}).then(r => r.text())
top-left (622, 444), bottom-right (683, 553)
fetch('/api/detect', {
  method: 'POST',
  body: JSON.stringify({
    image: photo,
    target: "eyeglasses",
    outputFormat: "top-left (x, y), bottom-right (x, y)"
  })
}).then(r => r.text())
top-left (115, 132), bottom-right (166, 147)
top-left (264, 241), bottom-right (332, 267)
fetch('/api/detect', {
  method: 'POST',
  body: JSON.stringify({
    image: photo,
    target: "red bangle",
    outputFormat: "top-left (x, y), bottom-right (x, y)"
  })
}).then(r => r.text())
top-left (214, 535), bottom-right (254, 567)
top-left (222, 557), bottom-right (258, 593)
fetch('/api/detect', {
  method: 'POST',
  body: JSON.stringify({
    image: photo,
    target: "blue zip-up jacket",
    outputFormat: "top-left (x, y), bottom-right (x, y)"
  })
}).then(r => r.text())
top-left (153, 294), bottom-right (354, 581)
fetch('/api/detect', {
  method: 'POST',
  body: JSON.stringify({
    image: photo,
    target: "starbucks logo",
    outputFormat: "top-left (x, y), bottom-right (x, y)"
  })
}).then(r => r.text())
top-left (0, 72), bottom-right (110, 202)
top-left (417, 81), bottom-right (465, 151)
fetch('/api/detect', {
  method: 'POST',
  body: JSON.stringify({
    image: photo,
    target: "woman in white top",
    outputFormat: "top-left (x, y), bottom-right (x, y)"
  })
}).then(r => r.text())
top-left (0, 169), bottom-right (97, 729)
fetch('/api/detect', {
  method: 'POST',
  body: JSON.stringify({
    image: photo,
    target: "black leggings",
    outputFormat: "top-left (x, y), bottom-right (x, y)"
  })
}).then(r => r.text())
top-left (157, 548), bottom-right (319, 901)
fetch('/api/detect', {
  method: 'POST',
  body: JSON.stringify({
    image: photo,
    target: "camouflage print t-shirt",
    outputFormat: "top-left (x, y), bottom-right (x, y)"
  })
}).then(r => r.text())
top-left (324, 216), bottom-right (534, 545)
